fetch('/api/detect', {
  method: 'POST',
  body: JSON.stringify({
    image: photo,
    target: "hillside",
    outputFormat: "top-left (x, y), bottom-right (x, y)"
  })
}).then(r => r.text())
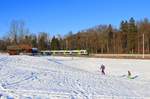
top-left (0, 55), bottom-right (149, 99)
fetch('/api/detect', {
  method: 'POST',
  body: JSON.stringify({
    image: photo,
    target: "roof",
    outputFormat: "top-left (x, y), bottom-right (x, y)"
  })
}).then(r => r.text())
top-left (7, 45), bottom-right (21, 50)
top-left (7, 44), bottom-right (32, 50)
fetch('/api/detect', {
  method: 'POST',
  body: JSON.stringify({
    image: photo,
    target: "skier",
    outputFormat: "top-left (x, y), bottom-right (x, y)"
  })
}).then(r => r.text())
top-left (100, 64), bottom-right (105, 75)
top-left (127, 70), bottom-right (131, 79)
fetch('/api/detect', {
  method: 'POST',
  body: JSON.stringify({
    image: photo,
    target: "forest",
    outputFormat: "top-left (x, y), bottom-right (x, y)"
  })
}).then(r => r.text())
top-left (1, 17), bottom-right (150, 54)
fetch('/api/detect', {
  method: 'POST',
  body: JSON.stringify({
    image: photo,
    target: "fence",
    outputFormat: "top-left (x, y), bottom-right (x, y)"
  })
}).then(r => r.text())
top-left (91, 54), bottom-right (150, 59)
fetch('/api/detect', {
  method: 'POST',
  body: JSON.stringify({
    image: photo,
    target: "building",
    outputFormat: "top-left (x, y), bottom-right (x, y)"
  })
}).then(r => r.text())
top-left (7, 44), bottom-right (32, 55)
top-left (19, 44), bottom-right (32, 53)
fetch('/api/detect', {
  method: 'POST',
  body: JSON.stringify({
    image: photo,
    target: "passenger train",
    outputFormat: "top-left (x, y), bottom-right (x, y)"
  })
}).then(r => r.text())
top-left (40, 50), bottom-right (88, 56)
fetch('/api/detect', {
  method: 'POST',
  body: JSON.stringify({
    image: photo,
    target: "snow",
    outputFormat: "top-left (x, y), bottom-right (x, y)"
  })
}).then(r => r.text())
top-left (0, 55), bottom-right (150, 99)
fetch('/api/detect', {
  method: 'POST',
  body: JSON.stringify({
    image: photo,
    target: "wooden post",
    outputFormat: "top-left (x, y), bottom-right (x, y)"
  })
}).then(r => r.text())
top-left (143, 33), bottom-right (145, 59)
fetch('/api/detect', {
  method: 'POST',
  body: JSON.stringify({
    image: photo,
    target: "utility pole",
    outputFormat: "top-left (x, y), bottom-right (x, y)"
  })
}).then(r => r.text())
top-left (143, 33), bottom-right (145, 59)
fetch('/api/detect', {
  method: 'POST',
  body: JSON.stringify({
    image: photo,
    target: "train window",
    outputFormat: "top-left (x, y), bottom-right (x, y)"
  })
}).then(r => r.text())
top-left (81, 51), bottom-right (84, 53)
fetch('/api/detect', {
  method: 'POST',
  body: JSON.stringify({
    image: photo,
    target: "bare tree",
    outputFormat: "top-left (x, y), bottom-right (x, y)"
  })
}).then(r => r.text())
top-left (9, 20), bottom-right (29, 44)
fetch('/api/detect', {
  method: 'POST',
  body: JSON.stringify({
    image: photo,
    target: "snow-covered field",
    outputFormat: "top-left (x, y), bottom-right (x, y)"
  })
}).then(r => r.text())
top-left (0, 55), bottom-right (150, 99)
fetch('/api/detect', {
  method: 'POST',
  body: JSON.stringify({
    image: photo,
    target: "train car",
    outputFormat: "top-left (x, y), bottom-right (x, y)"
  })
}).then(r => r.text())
top-left (40, 50), bottom-right (88, 56)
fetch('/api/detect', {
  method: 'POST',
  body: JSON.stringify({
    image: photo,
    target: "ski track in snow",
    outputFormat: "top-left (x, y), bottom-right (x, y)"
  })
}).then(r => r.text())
top-left (0, 55), bottom-right (149, 99)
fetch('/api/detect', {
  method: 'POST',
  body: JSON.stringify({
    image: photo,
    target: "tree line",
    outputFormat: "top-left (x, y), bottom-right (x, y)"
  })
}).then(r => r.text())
top-left (1, 18), bottom-right (150, 54)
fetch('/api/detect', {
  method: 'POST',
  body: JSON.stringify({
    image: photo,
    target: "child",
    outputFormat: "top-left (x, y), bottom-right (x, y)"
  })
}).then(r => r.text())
top-left (127, 70), bottom-right (131, 79)
top-left (100, 64), bottom-right (105, 75)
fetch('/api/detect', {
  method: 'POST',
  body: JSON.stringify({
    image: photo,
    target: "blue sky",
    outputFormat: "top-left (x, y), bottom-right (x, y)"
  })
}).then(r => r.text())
top-left (0, 0), bottom-right (150, 37)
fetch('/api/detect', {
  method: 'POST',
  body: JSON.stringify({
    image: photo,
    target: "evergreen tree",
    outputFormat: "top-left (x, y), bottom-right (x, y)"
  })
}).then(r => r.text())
top-left (120, 20), bottom-right (128, 53)
top-left (31, 35), bottom-right (37, 48)
top-left (38, 32), bottom-right (48, 50)
top-left (107, 24), bottom-right (114, 53)
top-left (50, 36), bottom-right (60, 50)
top-left (128, 17), bottom-right (138, 53)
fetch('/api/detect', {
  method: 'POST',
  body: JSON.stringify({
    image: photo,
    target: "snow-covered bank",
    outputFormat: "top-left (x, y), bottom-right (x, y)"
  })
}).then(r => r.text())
top-left (0, 55), bottom-right (150, 99)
